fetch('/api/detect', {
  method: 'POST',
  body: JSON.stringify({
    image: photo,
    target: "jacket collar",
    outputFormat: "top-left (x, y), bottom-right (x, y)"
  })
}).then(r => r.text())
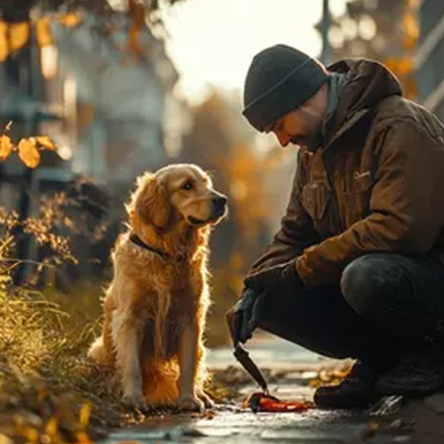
top-left (306, 59), bottom-right (402, 153)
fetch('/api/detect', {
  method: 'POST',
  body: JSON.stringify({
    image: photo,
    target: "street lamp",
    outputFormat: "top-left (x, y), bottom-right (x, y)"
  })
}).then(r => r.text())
top-left (320, 0), bottom-right (331, 64)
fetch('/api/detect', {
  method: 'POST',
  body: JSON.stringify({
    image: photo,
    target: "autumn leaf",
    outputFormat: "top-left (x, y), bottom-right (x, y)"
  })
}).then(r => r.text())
top-left (18, 138), bottom-right (41, 168)
top-left (0, 22), bottom-right (8, 62)
top-left (0, 135), bottom-right (14, 161)
top-left (35, 17), bottom-right (53, 47)
top-left (0, 21), bottom-right (30, 62)
top-left (35, 136), bottom-right (57, 151)
top-left (0, 121), bottom-right (14, 161)
top-left (79, 403), bottom-right (92, 428)
top-left (75, 431), bottom-right (94, 444)
top-left (44, 417), bottom-right (58, 436)
top-left (56, 12), bottom-right (83, 28)
top-left (10, 22), bottom-right (30, 52)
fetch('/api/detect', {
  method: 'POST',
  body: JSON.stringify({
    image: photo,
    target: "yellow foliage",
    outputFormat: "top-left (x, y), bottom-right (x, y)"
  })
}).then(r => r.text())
top-left (385, 58), bottom-right (413, 75)
top-left (0, 122), bottom-right (60, 169)
top-left (75, 431), bottom-right (94, 444)
top-left (79, 403), bottom-right (92, 429)
top-left (18, 138), bottom-right (41, 169)
top-left (0, 13), bottom-right (82, 61)
top-left (55, 12), bottom-right (83, 28)
top-left (35, 17), bottom-right (53, 47)
top-left (35, 135), bottom-right (57, 151)
top-left (0, 135), bottom-right (14, 161)
top-left (128, 0), bottom-right (148, 58)
top-left (0, 21), bottom-right (29, 62)
top-left (44, 417), bottom-right (58, 437)
top-left (329, 0), bottom-right (419, 100)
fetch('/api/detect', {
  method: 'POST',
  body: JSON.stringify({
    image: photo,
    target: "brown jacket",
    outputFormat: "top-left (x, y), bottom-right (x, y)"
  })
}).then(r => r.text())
top-left (249, 59), bottom-right (444, 285)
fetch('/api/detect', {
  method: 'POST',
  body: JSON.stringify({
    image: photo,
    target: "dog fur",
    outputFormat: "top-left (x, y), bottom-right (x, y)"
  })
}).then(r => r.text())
top-left (88, 164), bottom-right (227, 411)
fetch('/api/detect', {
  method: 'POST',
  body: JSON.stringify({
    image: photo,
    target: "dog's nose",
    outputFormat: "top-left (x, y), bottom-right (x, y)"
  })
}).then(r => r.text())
top-left (212, 196), bottom-right (228, 210)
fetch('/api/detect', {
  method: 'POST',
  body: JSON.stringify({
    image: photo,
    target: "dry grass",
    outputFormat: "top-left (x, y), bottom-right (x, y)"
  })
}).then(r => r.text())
top-left (0, 270), bottom-right (139, 443)
top-left (0, 197), bottom-right (142, 443)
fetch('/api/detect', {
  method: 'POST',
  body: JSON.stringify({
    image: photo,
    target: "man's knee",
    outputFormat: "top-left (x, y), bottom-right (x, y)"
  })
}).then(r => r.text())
top-left (341, 253), bottom-right (405, 317)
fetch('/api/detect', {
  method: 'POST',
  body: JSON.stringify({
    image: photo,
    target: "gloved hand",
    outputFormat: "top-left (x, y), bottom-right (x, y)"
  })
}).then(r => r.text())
top-left (243, 258), bottom-right (303, 293)
top-left (226, 287), bottom-right (265, 345)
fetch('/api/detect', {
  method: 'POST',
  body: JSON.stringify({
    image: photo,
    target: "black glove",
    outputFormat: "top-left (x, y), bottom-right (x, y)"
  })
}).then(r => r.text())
top-left (226, 287), bottom-right (265, 345)
top-left (243, 258), bottom-right (303, 293)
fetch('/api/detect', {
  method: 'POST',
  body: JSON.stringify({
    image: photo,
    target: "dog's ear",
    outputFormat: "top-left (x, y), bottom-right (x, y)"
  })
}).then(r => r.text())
top-left (133, 174), bottom-right (171, 229)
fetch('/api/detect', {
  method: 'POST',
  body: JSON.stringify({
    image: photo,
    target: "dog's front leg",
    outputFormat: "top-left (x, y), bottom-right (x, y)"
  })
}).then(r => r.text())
top-left (177, 320), bottom-right (204, 412)
top-left (112, 310), bottom-right (146, 409)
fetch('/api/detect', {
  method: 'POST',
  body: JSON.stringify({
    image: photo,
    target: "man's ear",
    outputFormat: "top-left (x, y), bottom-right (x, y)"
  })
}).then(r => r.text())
top-left (133, 174), bottom-right (171, 229)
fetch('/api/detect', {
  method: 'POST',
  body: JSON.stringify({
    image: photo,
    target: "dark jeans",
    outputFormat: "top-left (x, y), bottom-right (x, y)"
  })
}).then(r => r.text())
top-left (257, 253), bottom-right (444, 370)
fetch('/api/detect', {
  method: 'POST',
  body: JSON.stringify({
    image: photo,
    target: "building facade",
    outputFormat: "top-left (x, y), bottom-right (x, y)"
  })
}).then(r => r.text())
top-left (0, 10), bottom-right (190, 283)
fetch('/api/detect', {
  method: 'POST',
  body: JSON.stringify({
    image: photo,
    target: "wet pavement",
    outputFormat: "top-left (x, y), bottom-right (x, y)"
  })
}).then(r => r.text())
top-left (104, 333), bottom-right (443, 444)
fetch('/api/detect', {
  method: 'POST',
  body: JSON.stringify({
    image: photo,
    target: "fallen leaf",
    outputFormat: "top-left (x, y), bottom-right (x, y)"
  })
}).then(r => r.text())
top-left (35, 136), bottom-right (57, 151)
top-left (75, 431), bottom-right (93, 444)
top-left (18, 138), bottom-right (40, 168)
top-left (45, 417), bottom-right (58, 436)
top-left (361, 421), bottom-right (380, 439)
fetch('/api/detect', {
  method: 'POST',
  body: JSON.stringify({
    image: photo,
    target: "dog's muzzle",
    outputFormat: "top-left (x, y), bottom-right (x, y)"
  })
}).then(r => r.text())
top-left (188, 195), bottom-right (228, 225)
top-left (211, 195), bottom-right (228, 219)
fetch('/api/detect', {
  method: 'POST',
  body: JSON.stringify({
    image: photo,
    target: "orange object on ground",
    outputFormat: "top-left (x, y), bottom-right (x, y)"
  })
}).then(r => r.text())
top-left (243, 392), bottom-right (308, 413)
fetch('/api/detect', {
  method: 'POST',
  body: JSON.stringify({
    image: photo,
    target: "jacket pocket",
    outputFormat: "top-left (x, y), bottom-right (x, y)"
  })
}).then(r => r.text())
top-left (341, 172), bottom-right (373, 227)
top-left (301, 182), bottom-right (331, 222)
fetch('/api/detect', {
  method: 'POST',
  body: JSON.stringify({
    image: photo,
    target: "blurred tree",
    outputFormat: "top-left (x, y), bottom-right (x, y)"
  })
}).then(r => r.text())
top-left (181, 93), bottom-right (268, 274)
top-left (0, 0), bottom-right (184, 283)
top-left (0, 0), bottom-right (184, 30)
top-left (180, 91), bottom-right (289, 345)
top-left (0, 0), bottom-right (183, 16)
top-left (319, 0), bottom-right (419, 98)
top-left (0, 0), bottom-right (184, 60)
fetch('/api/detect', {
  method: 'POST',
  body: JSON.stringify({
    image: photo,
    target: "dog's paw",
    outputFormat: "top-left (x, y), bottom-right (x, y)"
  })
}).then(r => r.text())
top-left (122, 393), bottom-right (147, 411)
top-left (198, 391), bottom-right (215, 409)
top-left (177, 395), bottom-right (205, 412)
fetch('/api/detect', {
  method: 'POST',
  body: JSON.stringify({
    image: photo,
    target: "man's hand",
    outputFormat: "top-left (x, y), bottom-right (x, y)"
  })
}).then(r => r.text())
top-left (226, 287), bottom-right (265, 345)
top-left (244, 258), bottom-right (303, 292)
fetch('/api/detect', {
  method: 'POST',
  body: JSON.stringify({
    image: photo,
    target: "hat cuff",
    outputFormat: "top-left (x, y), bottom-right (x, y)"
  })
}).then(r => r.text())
top-left (243, 61), bottom-right (329, 131)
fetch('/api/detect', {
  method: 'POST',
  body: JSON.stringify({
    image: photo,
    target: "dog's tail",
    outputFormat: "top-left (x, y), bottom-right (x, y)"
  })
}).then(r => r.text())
top-left (88, 336), bottom-right (108, 364)
top-left (142, 359), bottom-right (179, 407)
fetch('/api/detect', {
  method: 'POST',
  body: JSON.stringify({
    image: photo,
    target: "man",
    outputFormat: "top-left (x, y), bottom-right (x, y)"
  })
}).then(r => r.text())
top-left (228, 44), bottom-right (444, 409)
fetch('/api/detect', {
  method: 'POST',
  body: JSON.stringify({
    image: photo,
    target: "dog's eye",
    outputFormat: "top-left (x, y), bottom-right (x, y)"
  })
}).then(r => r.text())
top-left (182, 181), bottom-right (194, 191)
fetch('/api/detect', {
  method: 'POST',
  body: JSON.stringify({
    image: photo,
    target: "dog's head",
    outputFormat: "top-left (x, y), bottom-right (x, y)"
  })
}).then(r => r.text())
top-left (129, 164), bottom-right (228, 230)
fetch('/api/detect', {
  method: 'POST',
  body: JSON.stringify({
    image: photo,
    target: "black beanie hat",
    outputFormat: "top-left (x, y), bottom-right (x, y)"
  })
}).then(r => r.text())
top-left (242, 44), bottom-right (329, 131)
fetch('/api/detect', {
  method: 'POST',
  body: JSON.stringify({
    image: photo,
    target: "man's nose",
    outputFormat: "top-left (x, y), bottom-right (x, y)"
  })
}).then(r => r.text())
top-left (276, 132), bottom-right (290, 147)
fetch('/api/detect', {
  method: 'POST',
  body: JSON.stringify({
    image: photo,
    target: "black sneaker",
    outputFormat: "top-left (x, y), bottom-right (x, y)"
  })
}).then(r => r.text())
top-left (313, 361), bottom-right (380, 409)
top-left (376, 338), bottom-right (444, 397)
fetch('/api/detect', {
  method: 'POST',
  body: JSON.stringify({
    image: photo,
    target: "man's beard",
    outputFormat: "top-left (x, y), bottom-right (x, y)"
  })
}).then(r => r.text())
top-left (290, 130), bottom-right (322, 149)
top-left (290, 109), bottom-right (324, 149)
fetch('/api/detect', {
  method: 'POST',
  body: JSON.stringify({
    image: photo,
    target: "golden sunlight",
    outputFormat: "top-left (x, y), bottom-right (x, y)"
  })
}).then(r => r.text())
top-left (165, 0), bottom-right (348, 103)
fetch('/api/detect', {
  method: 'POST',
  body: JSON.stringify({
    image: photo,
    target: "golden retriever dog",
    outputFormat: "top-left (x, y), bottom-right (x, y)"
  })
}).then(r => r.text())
top-left (88, 164), bottom-right (227, 411)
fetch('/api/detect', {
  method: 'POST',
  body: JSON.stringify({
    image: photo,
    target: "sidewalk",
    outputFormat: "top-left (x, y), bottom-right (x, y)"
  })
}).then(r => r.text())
top-left (105, 333), bottom-right (444, 444)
